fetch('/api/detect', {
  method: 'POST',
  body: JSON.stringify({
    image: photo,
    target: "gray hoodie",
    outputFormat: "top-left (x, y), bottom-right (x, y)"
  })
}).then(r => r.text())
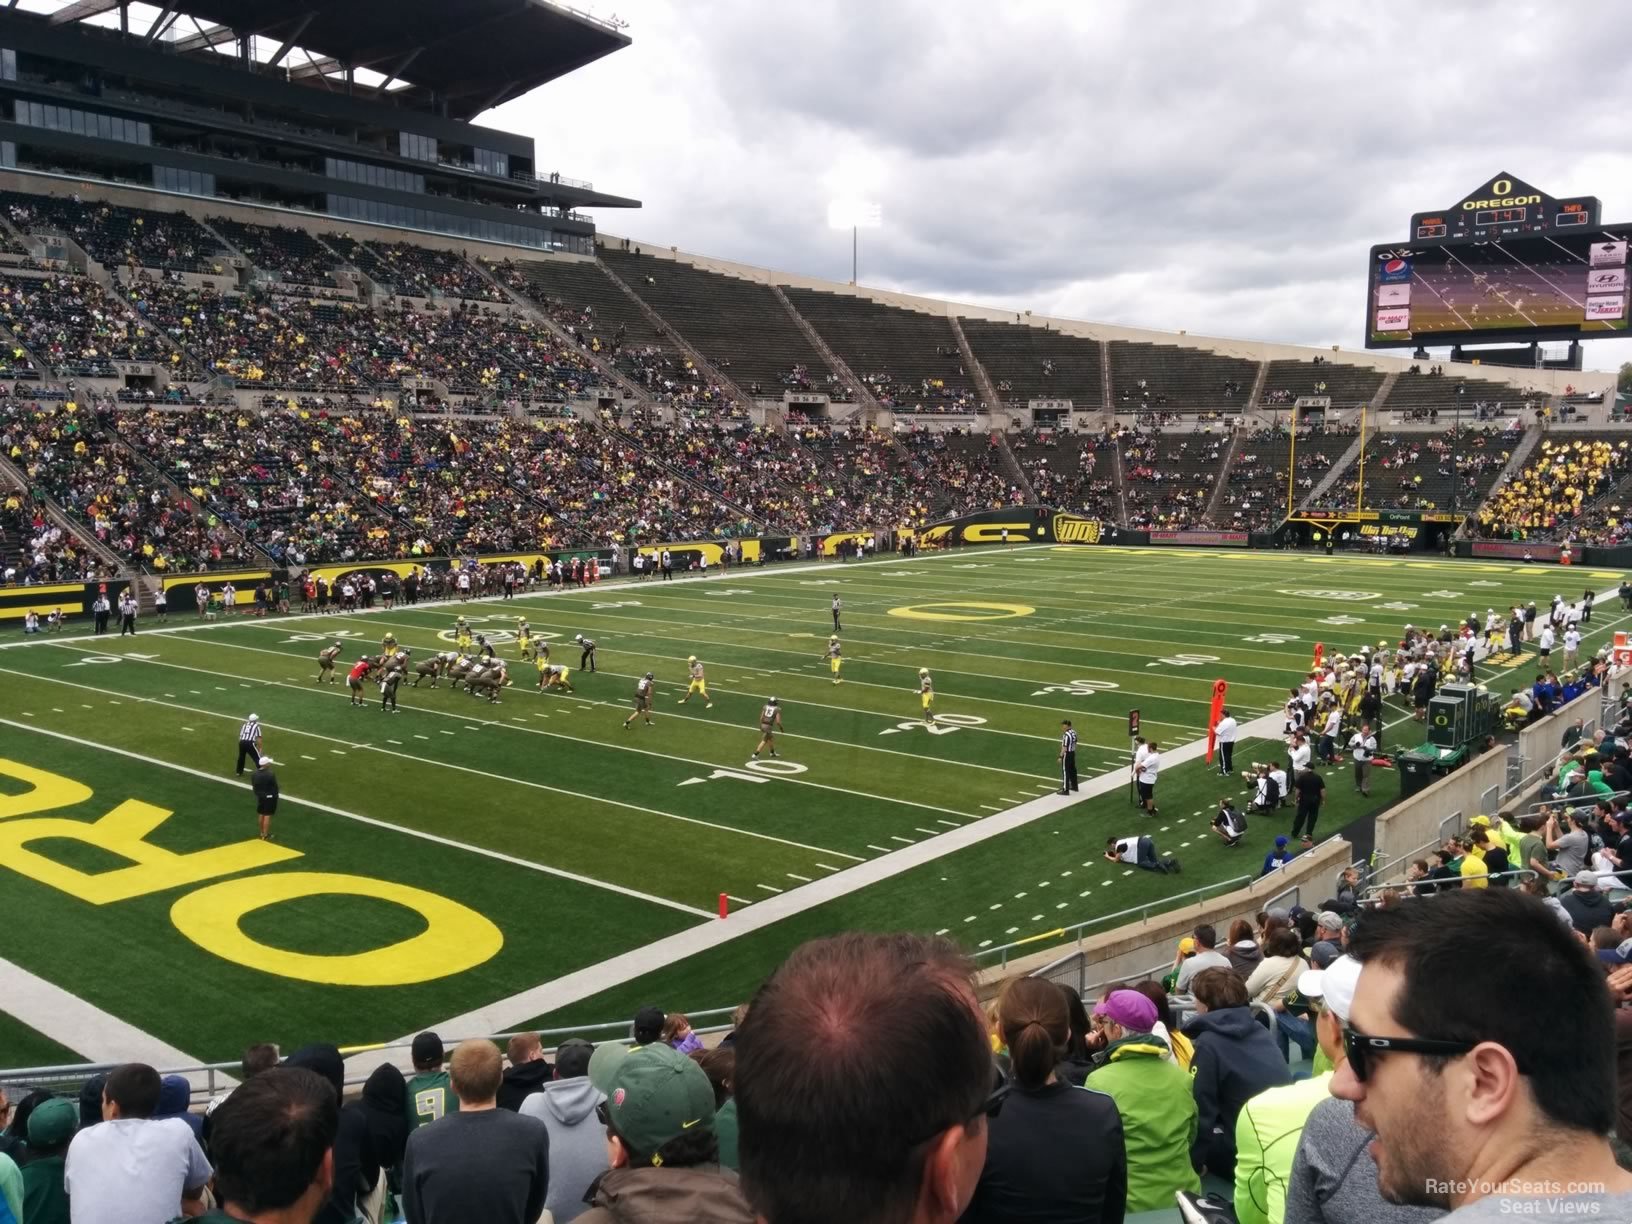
top-left (520, 1078), bottom-right (608, 1223)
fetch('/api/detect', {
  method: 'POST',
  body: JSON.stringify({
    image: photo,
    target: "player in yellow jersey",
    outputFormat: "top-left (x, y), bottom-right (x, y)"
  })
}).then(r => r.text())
top-left (753, 697), bottom-right (783, 758)
top-left (454, 617), bottom-right (473, 653)
top-left (824, 635), bottom-right (843, 684)
top-left (917, 667), bottom-right (936, 724)
top-left (678, 655), bottom-right (713, 708)
top-left (516, 619), bottom-right (535, 661)
top-left (381, 631), bottom-right (398, 656)
top-left (539, 663), bottom-right (575, 693)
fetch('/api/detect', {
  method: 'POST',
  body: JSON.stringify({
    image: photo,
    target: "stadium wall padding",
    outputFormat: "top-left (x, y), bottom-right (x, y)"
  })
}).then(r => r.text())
top-left (974, 839), bottom-right (1353, 996)
top-left (1370, 746), bottom-right (1506, 879)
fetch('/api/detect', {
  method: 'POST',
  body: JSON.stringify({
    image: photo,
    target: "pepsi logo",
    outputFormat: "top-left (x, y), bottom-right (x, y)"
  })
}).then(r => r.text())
top-left (1384, 258), bottom-right (1408, 274)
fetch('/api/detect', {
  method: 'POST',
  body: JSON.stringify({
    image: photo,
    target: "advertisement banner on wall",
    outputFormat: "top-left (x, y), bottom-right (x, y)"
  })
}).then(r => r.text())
top-left (1470, 540), bottom-right (1564, 561)
top-left (1147, 530), bottom-right (1250, 548)
top-left (916, 506), bottom-right (1115, 547)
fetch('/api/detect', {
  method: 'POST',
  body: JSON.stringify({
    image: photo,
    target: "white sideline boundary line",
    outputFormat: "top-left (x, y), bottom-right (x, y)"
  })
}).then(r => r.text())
top-left (359, 706), bottom-right (1290, 1055)
top-left (0, 952), bottom-right (221, 1089)
top-left (0, 717), bottom-right (713, 919)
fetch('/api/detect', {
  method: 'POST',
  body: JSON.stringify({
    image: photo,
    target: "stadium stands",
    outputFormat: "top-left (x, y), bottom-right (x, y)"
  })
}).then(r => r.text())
top-left (1333, 427), bottom-right (1520, 512)
top-left (902, 429), bottom-right (1023, 515)
top-left (0, 485), bottom-right (101, 581)
top-left (959, 317), bottom-right (1105, 409)
top-left (1122, 427), bottom-right (1228, 529)
top-left (1384, 369), bottom-right (1535, 418)
top-left (1259, 358), bottom-right (1384, 408)
top-left (1107, 340), bottom-right (1258, 413)
top-left (0, 397), bottom-right (253, 571)
top-left (1219, 425), bottom-right (1358, 531)
top-left (781, 287), bottom-right (978, 412)
top-left (0, 273), bottom-right (182, 378)
top-left (601, 250), bottom-right (839, 400)
top-left (325, 236), bottom-right (506, 302)
top-left (1476, 433), bottom-right (1632, 541)
top-left (0, 191), bottom-right (227, 275)
top-left (795, 423), bottom-right (938, 528)
top-left (208, 217), bottom-right (345, 289)
top-left (1010, 430), bottom-right (1118, 522)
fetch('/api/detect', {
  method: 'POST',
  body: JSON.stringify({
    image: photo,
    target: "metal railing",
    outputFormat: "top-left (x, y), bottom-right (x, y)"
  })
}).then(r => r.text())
top-left (972, 875), bottom-right (1255, 970)
top-left (0, 1008), bottom-right (742, 1104)
top-left (1359, 867), bottom-right (1540, 899)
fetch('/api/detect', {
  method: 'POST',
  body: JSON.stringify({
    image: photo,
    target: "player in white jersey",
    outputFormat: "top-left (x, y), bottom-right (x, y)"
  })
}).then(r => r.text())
top-left (824, 636), bottom-right (843, 684)
top-left (916, 668), bottom-right (935, 725)
top-left (753, 698), bottom-right (783, 758)
top-left (678, 656), bottom-right (712, 708)
top-left (623, 671), bottom-right (655, 729)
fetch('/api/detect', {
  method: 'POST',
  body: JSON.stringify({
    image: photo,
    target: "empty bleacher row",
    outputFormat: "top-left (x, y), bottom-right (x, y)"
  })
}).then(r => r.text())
top-left (1108, 341), bottom-right (1258, 413)
top-left (1260, 358), bottom-right (1384, 407)
top-left (960, 318), bottom-right (1104, 408)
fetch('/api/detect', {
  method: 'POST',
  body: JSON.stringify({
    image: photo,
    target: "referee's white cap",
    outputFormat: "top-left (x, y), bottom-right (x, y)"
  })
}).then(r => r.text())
top-left (248, 713), bottom-right (259, 722)
top-left (257, 756), bottom-right (274, 766)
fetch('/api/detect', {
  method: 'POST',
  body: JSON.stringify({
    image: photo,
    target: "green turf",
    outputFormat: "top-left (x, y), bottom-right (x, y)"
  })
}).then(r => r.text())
top-left (0, 1010), bottom-right (83, 1070)
top-left (0, 544), bottom-right (1622, 1063)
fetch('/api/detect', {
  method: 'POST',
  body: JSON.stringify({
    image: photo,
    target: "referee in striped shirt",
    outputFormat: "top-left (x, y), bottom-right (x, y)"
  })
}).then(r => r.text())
top-left (1058, 719), bottom-right (1079, 794)
top-left (235, 714), bottom-right (264, 776)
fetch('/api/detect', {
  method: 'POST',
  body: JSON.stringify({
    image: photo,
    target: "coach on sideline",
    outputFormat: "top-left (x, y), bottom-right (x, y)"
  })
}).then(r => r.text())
top-left (252, 757), bottom-right (280, 842)
top-left (235, 714), bottom-right (265, 776)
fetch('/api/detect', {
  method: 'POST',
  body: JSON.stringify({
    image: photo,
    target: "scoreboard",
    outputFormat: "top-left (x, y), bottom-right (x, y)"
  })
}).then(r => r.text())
top-left (1366, 172), bottom-right (1629, 348)
top-left (1409, 173), bottom-right (1600, 242)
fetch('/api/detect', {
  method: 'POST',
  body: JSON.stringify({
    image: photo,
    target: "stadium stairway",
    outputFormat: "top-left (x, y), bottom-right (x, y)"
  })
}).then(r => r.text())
top-left (0, 448), bottom-right (126, 575)
top-left (945, 314), bottom-right (1001, 411)
top-left (1201, 427), bottom-right (1245, 525)
top-left (767, 282), bottom-right (882, 412)
top-left (1099, 341), bottom-right (1115, 415)
top-left (991, 431), bottom-right (1036, 501)
top-left (602, 420), bottom-right (765, 527)
top-left (1294, 433), bottom-right (1365, 512)
top-left (1245, 358), bottom-right (1270, 410)
top-left (480, 263), bottom-right (660, 412)
top-left (1111, 437), bottom-right (1130, 524)
top-left (594, 256), bottom-right (759, 408)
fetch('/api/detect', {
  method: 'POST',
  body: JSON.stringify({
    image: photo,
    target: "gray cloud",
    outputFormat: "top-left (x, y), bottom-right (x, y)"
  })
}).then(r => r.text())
top-left (492, 0), bottom-right (1632, 371)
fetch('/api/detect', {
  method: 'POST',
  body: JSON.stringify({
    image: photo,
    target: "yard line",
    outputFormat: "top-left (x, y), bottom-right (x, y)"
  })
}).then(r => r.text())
top-left (814, 862), bottom-right (841, 872)
top-left (937, 819), bottom-right (960, 827)
top-left (785, 873), bottom-right (812, 882)
top-left (387, 739), bottom-right (403, 745)
top-left (0, 666), bottom-right (869, 864)
top-left (86, 640), bottom-right (984, 820)
top-left (755, 883), bottom-right (784, 894)
top-left (890, 835), bottom-right (915, 844)
top-left (725, 895), bottom-right (754, 906)
top-left (0, 717), bottom-right (714, 919)
top-left (300, 754), bottom-right (316, 761)
top-left (979, 804), bottom-right (1004, 811)
top-left (866, 844), bottom-right (892, 853)
top-left (414, 734), bottom-right (429, 740)
top-left (914, 827), bottom-right (940, 836)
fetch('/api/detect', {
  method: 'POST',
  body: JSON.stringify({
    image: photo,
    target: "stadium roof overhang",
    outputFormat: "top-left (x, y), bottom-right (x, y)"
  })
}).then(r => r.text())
top-left (20, 0), bottom-right (630, 120)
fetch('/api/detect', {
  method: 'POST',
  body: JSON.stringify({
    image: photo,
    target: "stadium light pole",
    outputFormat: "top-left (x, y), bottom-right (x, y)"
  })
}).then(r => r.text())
top-left (827, 199), bottom-right (882, 286)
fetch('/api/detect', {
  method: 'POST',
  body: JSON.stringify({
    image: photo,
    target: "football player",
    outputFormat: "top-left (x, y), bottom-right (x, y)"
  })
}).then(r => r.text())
top-left (753, 697), bottom-right (783, 758)
top-left (678, 656), bottom-right (712, 708)
top-left (623, 671), bottom-right (654, 729)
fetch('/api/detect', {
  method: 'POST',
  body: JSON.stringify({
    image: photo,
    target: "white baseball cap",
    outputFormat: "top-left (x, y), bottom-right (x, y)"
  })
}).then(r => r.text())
top-left (1296, 954), bottom-right (1362, 1023)
top-left (257, 756), bottom-right (274, 767)
top-left (248, 713), bottom-right (259, 722)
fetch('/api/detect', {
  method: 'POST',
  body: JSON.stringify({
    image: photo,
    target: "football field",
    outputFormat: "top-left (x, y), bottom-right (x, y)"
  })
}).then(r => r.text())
top-left (1, 544), bottom-right (1623, 1067)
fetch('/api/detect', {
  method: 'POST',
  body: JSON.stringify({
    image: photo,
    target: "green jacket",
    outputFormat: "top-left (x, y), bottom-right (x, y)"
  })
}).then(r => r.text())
top-left (715, 1097), bottom-right (739, 1171)
top-left (1233, 1071), bottom-right (1333, 1224)
top-left (22, 1153), bottom-right (69, 1224)
top-left (1087, 1032), bottom-right (1200, 1213)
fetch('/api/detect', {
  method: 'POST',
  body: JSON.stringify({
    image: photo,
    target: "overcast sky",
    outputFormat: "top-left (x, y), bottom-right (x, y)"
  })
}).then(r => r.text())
top-left (490, 0), bottom-right (1632, 373)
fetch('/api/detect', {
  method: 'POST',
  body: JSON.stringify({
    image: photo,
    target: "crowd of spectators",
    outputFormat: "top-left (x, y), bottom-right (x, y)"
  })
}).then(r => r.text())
top-left (0, 192), bottom-right (227, 275)
top-left (0, 274), bottom-right (179, 378)
top-left (1477, 435), bottom-right (1632, 542)
top-left (0, 486), bottom-right (104, 583)
top-left (326, 237), bottom-right (507, 303)
top-left (1010, 429), bottom-right (1119, 520)
top-left (899, 428), bottom-right (1022, 514)
top-left (0, 396), bottom-right (252, 572)
top-left (11, 885), bottom-right (1632, 1224)
top-left (1121, 429), bottom-right (1223, 530)
top-left (861, 370), bottom-right (979, 414)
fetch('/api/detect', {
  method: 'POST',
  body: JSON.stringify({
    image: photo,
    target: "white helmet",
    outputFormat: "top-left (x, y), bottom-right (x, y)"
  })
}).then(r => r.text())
top-left (575, 634), bottom-right (584, 643)
top-left (248, 713), bottom-right (259, 723)
top-left (918, 668), bottom-right (929, 677)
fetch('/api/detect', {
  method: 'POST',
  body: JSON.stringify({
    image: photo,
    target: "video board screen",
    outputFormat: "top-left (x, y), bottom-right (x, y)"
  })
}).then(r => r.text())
top-left (1365, 232), bottom-right (1630, 347)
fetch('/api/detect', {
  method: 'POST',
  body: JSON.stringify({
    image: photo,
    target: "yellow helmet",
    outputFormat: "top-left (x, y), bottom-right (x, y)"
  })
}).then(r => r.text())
top-left (918, 668), bottom-right (929, 677)
top-left (688, 655), bottom-right (697, 664)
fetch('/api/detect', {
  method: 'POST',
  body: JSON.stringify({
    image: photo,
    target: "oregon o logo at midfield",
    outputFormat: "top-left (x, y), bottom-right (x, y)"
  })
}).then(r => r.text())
top-left (889, 601), bottom-right (1035, 622)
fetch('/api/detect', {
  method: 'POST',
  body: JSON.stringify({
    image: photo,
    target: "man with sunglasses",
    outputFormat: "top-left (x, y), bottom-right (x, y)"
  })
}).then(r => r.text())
top-left (1276, 956), bottom-right (1436, 1224)
top-left (1330, 889), bottom-right (1632, 1220)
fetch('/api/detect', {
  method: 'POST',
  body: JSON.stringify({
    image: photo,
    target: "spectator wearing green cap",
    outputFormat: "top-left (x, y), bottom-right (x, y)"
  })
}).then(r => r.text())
top-left (579, 1043), bottom-right (753, 1223)
top-left (22, 1097), bottom-right (76, 1224)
